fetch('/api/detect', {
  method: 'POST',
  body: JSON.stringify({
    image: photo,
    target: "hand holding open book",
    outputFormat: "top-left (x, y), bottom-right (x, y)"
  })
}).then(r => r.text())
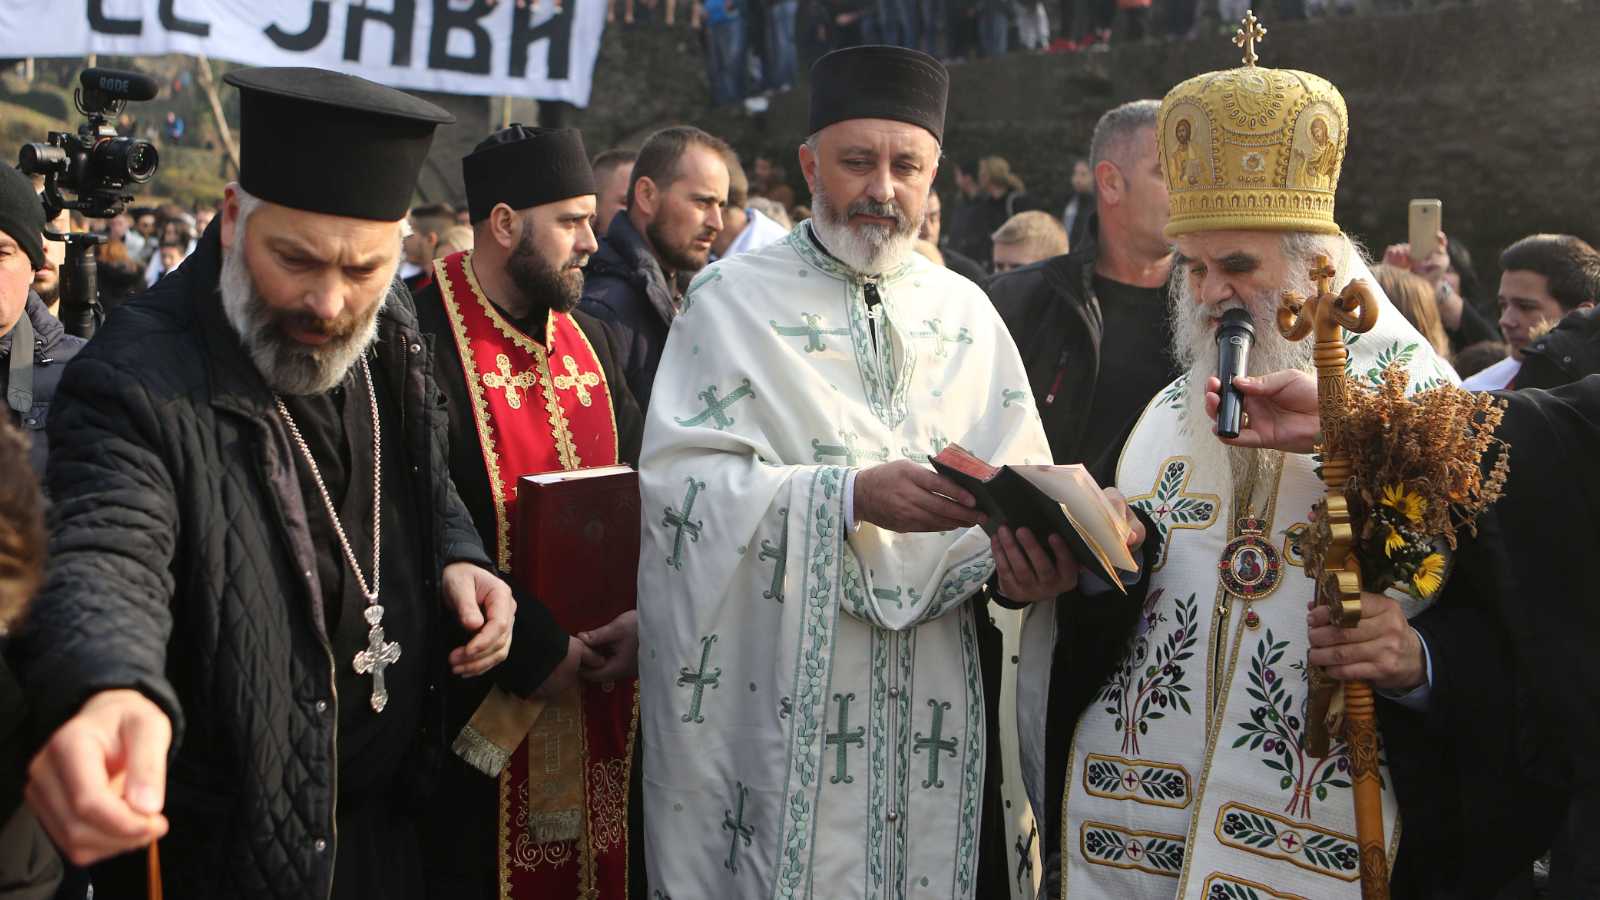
top-left (931, 444), bottom-right (1144, 600)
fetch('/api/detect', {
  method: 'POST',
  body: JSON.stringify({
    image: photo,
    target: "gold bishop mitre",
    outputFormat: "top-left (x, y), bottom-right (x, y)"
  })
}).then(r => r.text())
top-left (1160, 11), bottom-right (1347, 237)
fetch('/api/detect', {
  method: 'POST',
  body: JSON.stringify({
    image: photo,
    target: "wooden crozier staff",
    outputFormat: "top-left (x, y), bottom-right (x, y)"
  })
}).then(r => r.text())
top-left (1276, 255), bottom-right (1388, 900)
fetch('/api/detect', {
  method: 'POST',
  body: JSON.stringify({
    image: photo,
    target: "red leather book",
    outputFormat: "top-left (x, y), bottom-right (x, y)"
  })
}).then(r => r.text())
top-left (512, 465), bottom-right (640, 635)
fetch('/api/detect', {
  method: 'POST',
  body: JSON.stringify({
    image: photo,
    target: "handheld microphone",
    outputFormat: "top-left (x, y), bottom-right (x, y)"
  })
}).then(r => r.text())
top-left (1215, 307), bottom-right (1255, 439)
top-left (79, 68), bottom-right (161, 104)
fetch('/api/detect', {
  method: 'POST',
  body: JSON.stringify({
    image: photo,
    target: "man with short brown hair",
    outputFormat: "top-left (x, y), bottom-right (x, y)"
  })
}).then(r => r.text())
top-left (580, 125), bottom-right (732, 411)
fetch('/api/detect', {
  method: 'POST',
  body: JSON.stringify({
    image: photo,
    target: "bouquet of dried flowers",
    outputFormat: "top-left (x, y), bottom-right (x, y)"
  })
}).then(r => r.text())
top-left (1313, 363), bottom-right (1509, 600)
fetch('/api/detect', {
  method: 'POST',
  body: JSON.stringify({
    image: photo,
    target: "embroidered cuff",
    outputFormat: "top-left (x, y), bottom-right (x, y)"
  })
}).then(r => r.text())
top-left (844, 468), bottom-right (860, 531)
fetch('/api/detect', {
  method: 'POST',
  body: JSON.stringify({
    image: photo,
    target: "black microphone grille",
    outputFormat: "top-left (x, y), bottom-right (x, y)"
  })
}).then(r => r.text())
top-left (80, 68), bottom-right (161, 102)
top-left (1218, 307), bottom-right (1255, 336)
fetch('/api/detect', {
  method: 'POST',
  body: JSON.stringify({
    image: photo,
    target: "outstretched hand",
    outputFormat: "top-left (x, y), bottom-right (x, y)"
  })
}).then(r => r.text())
top-left (27, 689), bottom-right (171, 866)
top-left (1204, 371), bottom-right (1320, 454)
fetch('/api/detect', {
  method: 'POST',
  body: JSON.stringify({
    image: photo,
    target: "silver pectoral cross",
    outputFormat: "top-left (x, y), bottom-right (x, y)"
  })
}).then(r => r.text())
top-left (353, 604), bottom-right (402, 713)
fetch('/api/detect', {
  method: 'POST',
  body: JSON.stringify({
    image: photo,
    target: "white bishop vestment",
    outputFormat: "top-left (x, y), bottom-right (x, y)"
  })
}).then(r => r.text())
top-left (638, 223), bottom-right (1048, 900)
top-left (1045, 257), bottom-right (1460, 899)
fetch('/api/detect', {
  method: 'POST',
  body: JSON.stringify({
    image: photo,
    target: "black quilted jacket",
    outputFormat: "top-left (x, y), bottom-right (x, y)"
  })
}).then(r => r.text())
top-left (10, 224), bottom-right (496, 899)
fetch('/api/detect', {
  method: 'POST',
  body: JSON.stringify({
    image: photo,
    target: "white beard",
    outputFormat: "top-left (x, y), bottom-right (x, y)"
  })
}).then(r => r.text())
top-left (220, 226), bottom-right (387, 396)
top-left (1168, 257), bottom-right (1321, 497)
top-left (808, 178), bottom-right (919, 275)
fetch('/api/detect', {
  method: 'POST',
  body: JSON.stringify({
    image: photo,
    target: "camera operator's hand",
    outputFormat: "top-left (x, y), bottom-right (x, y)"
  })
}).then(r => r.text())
top-left (26, 689), bottom-right (171, 866)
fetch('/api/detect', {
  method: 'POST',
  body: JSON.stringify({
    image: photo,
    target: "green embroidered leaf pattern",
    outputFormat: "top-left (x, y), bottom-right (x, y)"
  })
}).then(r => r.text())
top-left (1128, 459), bottom-right (1220, 571)
top-left (1081, 825), bottom-right (1185, 874)
top-left (1098, 591), bottom-right (1197, 755)
top-left (1218, 806), bottom-right (1360, 877)
top-left (1363, 341), bottom-right (1418, 385)
top-left (1230, 630), bottom-right (1353, 817)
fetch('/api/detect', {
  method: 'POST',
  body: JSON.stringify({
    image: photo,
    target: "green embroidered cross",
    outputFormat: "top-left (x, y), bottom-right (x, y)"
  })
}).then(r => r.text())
top-left (812, 432), bottom-right (890, 466)
top-left (912, 318), bottom-right (974, 358)
top-left (1001, 389), bottom-right (1028, 408)
top-left (722, 781), bottom-right (755, 873)
top-left (674, 379), bottom-right (755, 431)
top-left (661, 477), bottom-right (706, 570)
top-left (871, 585), bottom-right (922, 609)
top-left (914, 699), bottom-right (957, 789)
top-left (901, 431), bottom-right (950, 463)
top-left (771, 313), bottom-right (849, 352)
top-left (676, 634), bottom-right (721, 724)
top-left (758, 507), bottom-right (788, 603)
top-left (825, 692), bottom-right (866, 784)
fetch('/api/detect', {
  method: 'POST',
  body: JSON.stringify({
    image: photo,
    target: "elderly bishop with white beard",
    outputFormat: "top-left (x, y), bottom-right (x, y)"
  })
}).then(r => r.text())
top-left (1035, 20), bottom-right (1461, 900)
top-left (637, 45), bottom-right (1146, 900)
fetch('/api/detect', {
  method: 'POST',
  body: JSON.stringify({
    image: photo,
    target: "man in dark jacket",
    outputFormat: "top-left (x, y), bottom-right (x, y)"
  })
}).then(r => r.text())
top-left (580, 125), bottom-right (732, 412)
top-left (1516, 304), bottom-right (1600, 390)
top-left (1206, 368), bottom-right (1600, 896)
top-left (986, 99), bottom-right (1174, 478)
top-left (0, 163), bottom-right (84, 477)
top-left (412, 124), bottom-right (647, 900)
top-left (11, 68), bottom-right (553, 900)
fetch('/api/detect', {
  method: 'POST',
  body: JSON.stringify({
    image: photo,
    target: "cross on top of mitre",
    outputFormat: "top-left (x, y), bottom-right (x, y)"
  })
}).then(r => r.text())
top-left (1234, 9), bottom-right (1267, 67)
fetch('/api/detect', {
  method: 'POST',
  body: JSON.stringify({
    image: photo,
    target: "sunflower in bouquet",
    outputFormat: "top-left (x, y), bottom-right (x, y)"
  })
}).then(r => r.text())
top-left (1310, 364), bottom-right (1509, 601)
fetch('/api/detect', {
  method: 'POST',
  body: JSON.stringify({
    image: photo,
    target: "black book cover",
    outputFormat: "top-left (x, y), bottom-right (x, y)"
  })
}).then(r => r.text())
top-left (930, 452), bottom-right (1121, 588)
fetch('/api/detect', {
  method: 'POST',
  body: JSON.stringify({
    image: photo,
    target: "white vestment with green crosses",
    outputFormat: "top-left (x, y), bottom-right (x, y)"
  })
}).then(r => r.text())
top-left (1055, 259), bottom-right (1459, 899)
top-left (638, 223), bottom-right (1050, 900)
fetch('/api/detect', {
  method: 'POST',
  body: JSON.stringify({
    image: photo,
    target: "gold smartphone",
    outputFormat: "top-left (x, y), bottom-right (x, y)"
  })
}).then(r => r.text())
top-left (1409, 199), bottom-right (1442, 260)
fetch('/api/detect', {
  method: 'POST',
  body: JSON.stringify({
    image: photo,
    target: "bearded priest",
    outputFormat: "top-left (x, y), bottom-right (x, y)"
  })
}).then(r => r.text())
top-left (12, 69), bottom-right (523, 899)
top-left (1031, 19), bottom-right (1460, 900)
top-left (412, 125), bottom-right (647, 899)
top-left (636, 45), bottom-right (1146, 900)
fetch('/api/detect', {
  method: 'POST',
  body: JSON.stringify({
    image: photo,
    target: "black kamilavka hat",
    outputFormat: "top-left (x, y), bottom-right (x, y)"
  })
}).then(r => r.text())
top-left (463, 125), bottom-right (596, 223)
top-left (223, 67), bottom-right (454, 222)
top-left (808, 46), bottom-right (949, 143)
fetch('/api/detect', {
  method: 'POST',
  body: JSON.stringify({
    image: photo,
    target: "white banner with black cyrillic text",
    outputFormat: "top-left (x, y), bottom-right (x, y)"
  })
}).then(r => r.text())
top-left (0, 0), bottom-right (607, 107)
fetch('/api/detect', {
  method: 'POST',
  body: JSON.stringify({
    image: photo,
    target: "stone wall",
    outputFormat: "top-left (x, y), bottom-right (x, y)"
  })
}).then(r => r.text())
top-left (426, 0), bottom-right (1600, 301)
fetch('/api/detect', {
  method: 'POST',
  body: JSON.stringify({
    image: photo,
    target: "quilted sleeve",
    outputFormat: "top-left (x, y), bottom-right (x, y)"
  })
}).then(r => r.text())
top-left (12, 354), bottom-right (185, 754)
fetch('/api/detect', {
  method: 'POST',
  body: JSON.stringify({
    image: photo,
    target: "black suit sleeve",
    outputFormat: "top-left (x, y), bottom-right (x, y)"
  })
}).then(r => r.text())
top-left (1377, 516), bottom-right (1565, 896)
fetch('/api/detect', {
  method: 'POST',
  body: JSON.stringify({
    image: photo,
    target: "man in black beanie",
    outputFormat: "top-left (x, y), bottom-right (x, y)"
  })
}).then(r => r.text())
top-left (0, 163), bottom-right (83, 477)
top-left (12, 68), bottom-right (541, 900)
top-left (412, 124), bottom-right (646, 900)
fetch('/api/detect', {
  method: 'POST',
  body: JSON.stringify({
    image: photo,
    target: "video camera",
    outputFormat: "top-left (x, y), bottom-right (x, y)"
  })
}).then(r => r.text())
top-left (16, 68), bottom-right (162, 337)
top-left (20, 68), bottom-right (160, 219)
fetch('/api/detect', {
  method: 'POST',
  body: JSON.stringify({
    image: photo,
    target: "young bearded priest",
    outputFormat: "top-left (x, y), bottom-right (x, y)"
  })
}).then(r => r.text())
top-left (412, 124), bottom-right (646, 900)
top-left (11, 68), bottom-right (533, 900)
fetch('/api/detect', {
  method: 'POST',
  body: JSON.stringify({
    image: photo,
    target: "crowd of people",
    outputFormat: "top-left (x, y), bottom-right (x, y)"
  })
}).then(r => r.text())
top-left (0, 21), bottom-right (1595, 900)
top-left (687, 0), bottom-right (1483, 108)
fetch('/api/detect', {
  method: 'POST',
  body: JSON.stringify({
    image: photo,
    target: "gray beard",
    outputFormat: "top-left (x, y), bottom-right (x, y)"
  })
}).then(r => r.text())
top-left (1168, 266), bottom-right (1318, 498)
top-left (808, 178), bottom-right (918, 275)
top-left (220, 241), bottom-right (387, 396)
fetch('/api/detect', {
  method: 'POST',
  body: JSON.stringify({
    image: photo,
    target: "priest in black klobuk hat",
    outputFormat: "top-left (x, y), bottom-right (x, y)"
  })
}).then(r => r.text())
top-left (633, 45), bottom-right (1140, 899)
top-left (13, 67), bottom-right (532, 900)
top-left (411, 124), bottom-right (647, 900)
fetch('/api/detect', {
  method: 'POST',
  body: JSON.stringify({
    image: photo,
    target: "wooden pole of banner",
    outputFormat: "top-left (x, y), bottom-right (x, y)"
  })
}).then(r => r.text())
top-left (193, 55), bottom-right (240, 177)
